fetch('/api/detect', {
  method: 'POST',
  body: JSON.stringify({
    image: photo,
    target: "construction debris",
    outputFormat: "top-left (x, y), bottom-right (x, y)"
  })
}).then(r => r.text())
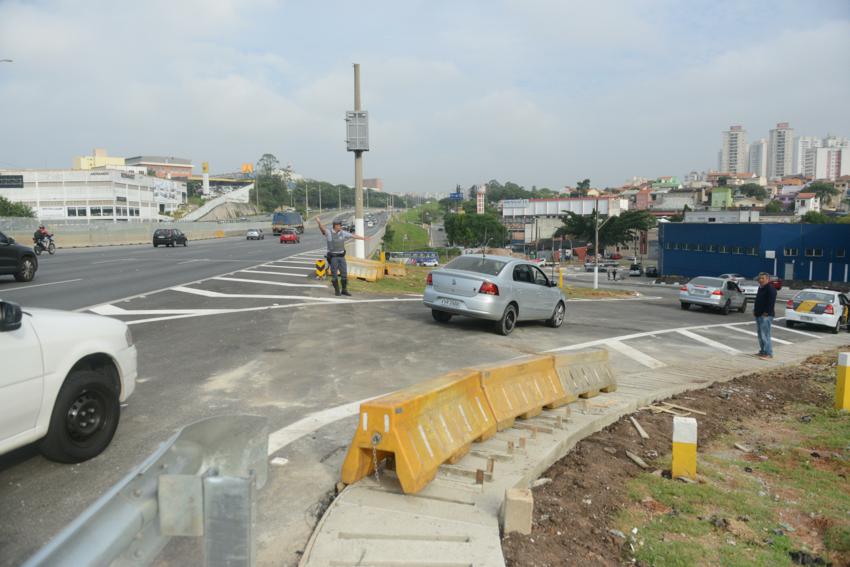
top-left (629, 416), bottom-right (650, 439)
top-left (625, 451), bottom-right (650, 469)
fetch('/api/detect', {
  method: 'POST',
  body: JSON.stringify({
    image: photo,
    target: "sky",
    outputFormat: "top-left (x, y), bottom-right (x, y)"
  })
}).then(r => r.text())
top-left (1, 0), bottom-right (849, 193)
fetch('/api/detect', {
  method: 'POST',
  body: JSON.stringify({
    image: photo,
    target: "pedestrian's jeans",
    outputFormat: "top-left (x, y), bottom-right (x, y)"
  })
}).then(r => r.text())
top-left (755, 315), bottom-right (773, 356)
top-left (329, 255), bottom-right (347, 280)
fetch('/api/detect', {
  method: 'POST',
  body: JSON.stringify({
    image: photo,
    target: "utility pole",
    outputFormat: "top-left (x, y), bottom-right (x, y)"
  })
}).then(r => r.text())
top-left (338, 186), bottom-right (341, 210)
top-left (305, 181), bottom-right (309, 216)
top-left (593, 198), bottom-right (600, 289)
top-left (352, 63), bottom-right (365, 258)
top-left (318, 182), bottom-right (322, 214)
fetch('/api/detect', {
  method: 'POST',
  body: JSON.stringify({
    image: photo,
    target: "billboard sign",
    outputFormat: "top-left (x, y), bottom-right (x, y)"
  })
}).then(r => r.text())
top-left (502, 199), bottom-right (529, 209)
top-left (449, 192), bottom-right (464, 201)
top-left (0, 175), bottom-right (24, 188)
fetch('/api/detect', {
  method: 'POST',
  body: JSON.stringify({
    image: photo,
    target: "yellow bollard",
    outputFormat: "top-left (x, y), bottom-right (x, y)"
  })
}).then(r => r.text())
top-left (379, 250), bottom-right (386, 263)
top-left (315, 258), bottom-right (328, 279)
top-left (559, 269), bottom-right (564, 289)
top-left (671, 416), bottom-right (697, 479)
top-left (836, 353), bottom-right (850, 411)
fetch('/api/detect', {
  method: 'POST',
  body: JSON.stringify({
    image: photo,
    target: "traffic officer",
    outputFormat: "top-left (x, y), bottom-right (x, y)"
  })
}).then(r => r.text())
top-left (316, 218), bottom-right (365, 296)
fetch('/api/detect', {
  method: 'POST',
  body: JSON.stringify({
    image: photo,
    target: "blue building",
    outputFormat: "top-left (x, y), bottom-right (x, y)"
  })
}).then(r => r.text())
top-left (659, 223), bottom-right (850, 282)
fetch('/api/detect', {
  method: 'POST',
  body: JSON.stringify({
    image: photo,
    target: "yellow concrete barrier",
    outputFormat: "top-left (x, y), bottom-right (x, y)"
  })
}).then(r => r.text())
top-left (553, 350), bottom-right (617, 400)
top-left (341, 369), bottom-right (497, 493)
top-left (478, 356), bottom-right (568, 430)
top-left (346, 257), bottom-right (385, 282)
top-left (671, 416), bottom-right (697, 479)
top-left (836, 352), bottom-right (850, 411)
top-left (385, 263), bottom-right (407, 277)
top-left (214, 229), bottom-right (225, 238)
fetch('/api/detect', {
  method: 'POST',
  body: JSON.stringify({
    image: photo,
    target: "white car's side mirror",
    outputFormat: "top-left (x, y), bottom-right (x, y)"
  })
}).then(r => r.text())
top-left (0, 301), bottom-right (23, 332)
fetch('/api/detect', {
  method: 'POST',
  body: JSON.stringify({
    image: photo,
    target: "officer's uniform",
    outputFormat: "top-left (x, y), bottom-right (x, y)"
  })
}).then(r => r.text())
top-left (326, 227), bottom-right (354, 295)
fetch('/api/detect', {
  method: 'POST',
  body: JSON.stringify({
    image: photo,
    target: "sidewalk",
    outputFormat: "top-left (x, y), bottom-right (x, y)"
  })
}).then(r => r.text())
top-left (299, 334), bottom-right (848, 566)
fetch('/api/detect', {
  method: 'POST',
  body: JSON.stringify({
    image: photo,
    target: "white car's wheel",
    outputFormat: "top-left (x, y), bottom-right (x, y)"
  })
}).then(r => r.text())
top-left (496, 304), bottom-right (518, 336)
top-left (546, 302), bottom-right (566, 328)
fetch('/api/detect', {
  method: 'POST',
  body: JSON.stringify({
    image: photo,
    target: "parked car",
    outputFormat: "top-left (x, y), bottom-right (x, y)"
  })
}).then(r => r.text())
top-left (628, 263), bottom-right (643, 277)
top-left (0, 230), bottom-right (38, 282)
top-left (0, 299), bottom-right (137, 462)
top-left (424, 254), bottom-right (566, 336)
top-left (279, 229), bottom-right (300, 244)
top-left (679, 276), bottom-right (747, 314)
top-left (246, 228), bottom-right (264, 240)
top-left (609, 253), bottom-right (623, 260)
top-left (718, 273), bottom-right (745, 282)
top-left (738, 279), bottom-right (760, 299)
top-left (645, 266), bottom-right (659, 278)
top-left (785, 289), bottom-right (850, 334)
top-left (584, 261), bottom-right (607, 273)
top-left (152, 228), bottom-right (187, 247)
top-left (770, 276), bottom-right (783, 290)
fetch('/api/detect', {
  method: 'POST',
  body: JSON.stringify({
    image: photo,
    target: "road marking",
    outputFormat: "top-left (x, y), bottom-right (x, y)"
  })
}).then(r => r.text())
top-left (267, 260), bottom-right (316, 266)
top-left (92, 258), bottom-right (138, 265)
top-left (214, 276), bottom-right (327, 289)
top-left (267, 399), bottom-right (368, 456)
top-left (258, 264), bottom-right (315, 271)
top-left (172, 286), bottom-right (351, 303)
top-left (606, 340), bottom-right (667, 368)
top-left (677, 329), bottom-right (742, 355)
top-left (723, 324), bottom-right (793, 345)
top-left (240, 269), bottom-right (315, 277)
top-left (0, 278), bottom-right (82, 292)
top-left (90, 304), bottom-right (230, 316)
top-left (568, 296), bottom-right (663, 302)
top-left (772, 325), bottom-right (822, 338)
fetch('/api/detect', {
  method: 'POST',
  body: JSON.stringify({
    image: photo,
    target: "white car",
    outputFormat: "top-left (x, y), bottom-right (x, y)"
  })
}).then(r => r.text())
top-left (718, 273), bottom-right (746, 282)
top-left (246, 228), bottom-right (264, 240)
top-left (0, 300), bottom-right (137, 462)
top-left (785, 289), bottom-right (850, 334)
top-left (738, 279), bottom-right (759, 300)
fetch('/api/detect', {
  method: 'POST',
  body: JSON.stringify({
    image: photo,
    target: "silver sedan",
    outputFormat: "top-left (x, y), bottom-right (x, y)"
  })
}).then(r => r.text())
top-left (423, 254), bottom-right (566, 335)
top-left (679, 276), bottom-right (747, 314)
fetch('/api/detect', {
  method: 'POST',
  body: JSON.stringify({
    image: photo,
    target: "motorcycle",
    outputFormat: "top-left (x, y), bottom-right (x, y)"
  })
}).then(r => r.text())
top-left (33, 235), bottom-right (56, 256)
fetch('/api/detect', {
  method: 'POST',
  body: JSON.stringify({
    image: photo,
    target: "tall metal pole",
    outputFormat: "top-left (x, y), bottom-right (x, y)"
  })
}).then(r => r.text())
top-left (353, 63), bottom-right (365, 258)
top-left (318, 182), bottom-right (322, 214)
top-left (305, 181), bottom-right (309, 216)
top-left (338, 186), bottom-right (341, 210)
top-left (593, 198), bottom-right (600, 290)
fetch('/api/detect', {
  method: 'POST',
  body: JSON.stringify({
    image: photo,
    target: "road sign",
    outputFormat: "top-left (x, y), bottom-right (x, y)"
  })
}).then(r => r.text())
top-left (449, 192), bottom-right (463, 201)
top-left (0, 175), bottom-right (24, 188)
top-left (345, 111), bottom-right (370, 152)
top-left (502, 199), bottom-right (529, 209)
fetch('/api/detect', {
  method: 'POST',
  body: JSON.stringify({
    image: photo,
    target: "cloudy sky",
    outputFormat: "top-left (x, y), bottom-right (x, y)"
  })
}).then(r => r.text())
top-left (1, 0), bottom-right (848, 193)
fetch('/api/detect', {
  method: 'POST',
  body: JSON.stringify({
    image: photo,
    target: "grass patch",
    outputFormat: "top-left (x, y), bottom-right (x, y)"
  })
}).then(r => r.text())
top-left (384, 221), bottom-right (430, 251)
top-left (346, 265), bottom-right (430, 295)
top-left (563, 285), bottom-right (636, 300)
top-left (614, 401), bottom-right (850, 566)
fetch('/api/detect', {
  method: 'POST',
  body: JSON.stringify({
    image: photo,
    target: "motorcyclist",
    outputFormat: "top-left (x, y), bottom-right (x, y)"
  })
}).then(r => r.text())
top-left (33, 225), bottom-right (53, 249)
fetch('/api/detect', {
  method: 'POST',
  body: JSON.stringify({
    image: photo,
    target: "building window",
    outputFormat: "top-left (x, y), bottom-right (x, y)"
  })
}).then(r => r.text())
top-left (707, 245), bottom-right (716, 253)
top-left (784, 248), bottom-right (798, 256)
top-left (718, 245), bottom-right (728, 253)
top-left (837, 249), bottom-right (846, 258)
top-left (665, 242), bottom-right (671, 250)
top-left (90, 207), bottom-right (102, 217)
top-left (67, 207), bottom-right (77, 217)
top-left (682, 243), bottom-right (690, 251)
top-left (102, 206), bottom-right (113, 216)
top-left (747, 247), bottom-right (758, 256)
top-left (77, 207), bottom-right (87, 217)
top-left (731, 246), bottom-right (743, 255)
top-left (694, 243), bottom-right (704, 252)
top-left (805, 248), bottom-right (823, 257)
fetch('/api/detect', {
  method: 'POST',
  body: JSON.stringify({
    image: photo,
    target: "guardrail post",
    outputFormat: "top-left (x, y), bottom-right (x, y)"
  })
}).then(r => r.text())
top-left (204, 473), bottom-right (255, 567)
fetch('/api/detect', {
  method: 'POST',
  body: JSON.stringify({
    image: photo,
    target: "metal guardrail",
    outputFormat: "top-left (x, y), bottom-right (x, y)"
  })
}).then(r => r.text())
top-left (23, 415), bottom-right (269, 567)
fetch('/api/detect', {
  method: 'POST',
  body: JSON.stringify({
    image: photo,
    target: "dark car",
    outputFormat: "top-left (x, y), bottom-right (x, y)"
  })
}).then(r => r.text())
top-left (0, 230), bottom-right (38, 282)
top-left (645, 266), bottom-right (659, 278)
top-left (153, 228), bottom-right (188, 248)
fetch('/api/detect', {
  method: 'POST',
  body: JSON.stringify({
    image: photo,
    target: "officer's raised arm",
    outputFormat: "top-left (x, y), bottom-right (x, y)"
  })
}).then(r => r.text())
top-left (316, 217), bottom-right (327, 236)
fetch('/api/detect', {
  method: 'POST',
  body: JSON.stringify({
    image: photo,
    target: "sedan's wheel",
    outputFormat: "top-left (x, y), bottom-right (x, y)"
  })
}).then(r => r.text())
top-left (497, 304), bottom-right (518, 336)
top-left (720, 300), bottom-right (731, 315)
top-left (39, 370), bottom-right (120, 463)
top-left (183, 240), bottom-right (188, 247)
top-left (680, 302), bottom-right (690, 310)
top-left (785, 320), bottom-right (795, 328)
top-left (14, 257), bottom-right (36, 282)
top-left (432, 310), bottom-right (452, 323)
top-left (153, 243), bottom-right (158, 248)
top-left (546, 302), bottom-right (566, 328)
top-left (738, 299), bottom-right (747, 313)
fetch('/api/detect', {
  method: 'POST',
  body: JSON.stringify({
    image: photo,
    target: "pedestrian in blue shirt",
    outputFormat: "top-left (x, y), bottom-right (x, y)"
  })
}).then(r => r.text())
top-left (753, 272), bottom-right (777, 359)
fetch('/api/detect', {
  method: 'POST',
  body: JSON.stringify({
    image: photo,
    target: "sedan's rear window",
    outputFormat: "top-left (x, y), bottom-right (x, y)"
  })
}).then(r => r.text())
top-left (795, 291), bottom-right (835, 303)
top-left (444, 256), bottom-right (508, 276)
top-left (689, 277), bottom-right (723, 287)
top-left (154, 229), bottom-right (171, 236)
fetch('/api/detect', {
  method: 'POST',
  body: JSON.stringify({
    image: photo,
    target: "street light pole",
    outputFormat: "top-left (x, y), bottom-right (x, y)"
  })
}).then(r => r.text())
top-left (593, 198), bottom-right (600, 290)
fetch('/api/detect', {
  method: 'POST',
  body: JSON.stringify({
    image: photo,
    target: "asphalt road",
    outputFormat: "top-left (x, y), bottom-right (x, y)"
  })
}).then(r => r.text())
top-left (0, 226), bottom-right (837, 566)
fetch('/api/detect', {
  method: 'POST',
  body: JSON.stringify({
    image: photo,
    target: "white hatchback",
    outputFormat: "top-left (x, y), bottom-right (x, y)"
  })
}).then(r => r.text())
top-left (0, 300), bottom-right (137, 462)
top-left (785, 289), bottom-right (850, 334)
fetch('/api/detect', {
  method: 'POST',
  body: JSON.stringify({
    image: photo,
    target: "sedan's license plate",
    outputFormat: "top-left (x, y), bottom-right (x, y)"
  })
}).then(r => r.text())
top-left (801, 315), bottom-right (813, 321)
top-left (439, 298), bottom-right (461, 308)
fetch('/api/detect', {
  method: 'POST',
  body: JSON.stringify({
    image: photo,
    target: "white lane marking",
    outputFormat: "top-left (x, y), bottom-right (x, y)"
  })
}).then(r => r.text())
top-left (266, 260), bottom-right (316, 266)
top-left (0, 278), bottom-right (82, 292)
top-left (92, 258), bottom-right (138, 265)
top-left (773, 325), bottom-right (822, 338)
top-left (240, 269), bottom-right (315, 277)
top-left (568, 296), bottom-right (664, 302)
top-left (123, 297), bottom-right (422, 325)
top-left (677, 329), bottom-right (742, 355)
top-left (606, 340), bottom-right (667, 369)
top-left (255, 265), bottom-right (315, 271)
top-left (214, 276), bottom-right (326, 289)
top-left (723, 324), bottom-right (793, 345)
top-left (268, 399), bottom-right (368, 455)
top-left (172, 286), bottom-right (351, 303)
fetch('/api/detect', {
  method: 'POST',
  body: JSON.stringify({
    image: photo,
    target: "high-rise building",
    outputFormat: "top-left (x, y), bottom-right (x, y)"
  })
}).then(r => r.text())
top-left (767, 122), bottom-right (794, 179)
top-left (823, 135), bottom-right (850, 148)
top-left (720, 125), bottom-right (748, 174)
top-left (805, 146), bottom-right (850, 181)
top-left (794, 136), bottom-right (821, 175)
top-left (747, 138), bottom-right (768, 178)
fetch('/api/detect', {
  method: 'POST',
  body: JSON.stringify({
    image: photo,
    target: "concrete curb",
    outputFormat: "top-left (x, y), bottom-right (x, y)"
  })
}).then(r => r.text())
top-left (298, 335), bottom-right (848, 566)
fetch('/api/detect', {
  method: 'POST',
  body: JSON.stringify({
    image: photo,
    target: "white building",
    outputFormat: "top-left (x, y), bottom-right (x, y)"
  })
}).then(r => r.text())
top-left (747, 139), bottom-right (767, 178)
top-left (768, 122), bottom-right (794, 179)
top-left (501, 197), bottom-right (628, 244)
top-left (795, 136), bottom-right (821, 175)
top-left (805, 146), bottom-right (850, 181)
top-left (720, 125), bottom-right (748, 174)
top-left (0, 169), bottom-right (187, 221)
top-left (795, 192), bottom-right (820, 216)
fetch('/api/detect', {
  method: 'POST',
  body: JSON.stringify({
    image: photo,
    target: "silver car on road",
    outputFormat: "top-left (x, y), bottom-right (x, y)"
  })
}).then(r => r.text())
top-left (679, 276), bottom-right (747, 314)
top-left (423, 254), bottom-right (566, 335)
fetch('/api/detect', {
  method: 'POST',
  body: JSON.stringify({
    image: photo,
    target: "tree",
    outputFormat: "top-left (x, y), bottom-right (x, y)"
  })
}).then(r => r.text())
top-left (0, 196), bottom-right (34, 217)
top-left (808, 181), bottom-right (839, 207)
top-left (738, 183), bottom-right (768, 200)
top-left (575, 179), bottom-right (591, 197)
top-left (764, 200), bottom-right (783, 213)
top-left (444, 212), bottom-right (508, 247)
top-left (555, 209), bottom-right (656, 250)
top-left (257, 153), bottom-right (279, 178)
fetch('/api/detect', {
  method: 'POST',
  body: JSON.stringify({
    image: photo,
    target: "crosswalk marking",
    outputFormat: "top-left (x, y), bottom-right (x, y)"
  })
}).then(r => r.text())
top-left (723, 324), bottom-right (792, 345)
top-left (606, 340), bottom-right (667, 369)
top-left (214, 276), bottom-right (327, 289)
top-left (240, 269), bottom-right (314, 277)
top-left (172, 286), bottom-right (350, 302)
top-left (677, 329), bottom-right (742, 355)
top-left (773, 325), bottom-right (822, 338)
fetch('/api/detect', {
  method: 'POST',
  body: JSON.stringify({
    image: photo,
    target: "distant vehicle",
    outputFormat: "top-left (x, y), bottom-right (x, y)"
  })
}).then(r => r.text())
top-left (738, 279), bottom-right (759, 299)
top-left (153, 228), bottom-right (187, 248)
top-left (628, 263), bottom-right (643, 277)
top-left (785, 289), bottom-right (849, 334)
top-left (0, 230), bottom-right (38, 282)
top-left (609, 253), bottom-right (623, 260)
top-left (718, 273), bottom-right (745, 282)
top-left (645, 266), bottom-right (659, 278)
top-left (33, 234), bottom-right (56, 256)
top-left (0, 299), bottom-right (137, 462)
top-left (680, 276), bottom-right (746, 315)
top-left (424, 254), bottom-right (566, 336)
top-left (279, 229), bottom-right (300, 244)
top-left (584, 261), bottom-right (607, 273)
top-left (770, 276), bottom-right (783, 291)
top-left (246, 228), bottom-right (264, 240)
top-left (272, 211), bottom-right (304, 235)
top-left (412, 251), bottom-right (439, 267)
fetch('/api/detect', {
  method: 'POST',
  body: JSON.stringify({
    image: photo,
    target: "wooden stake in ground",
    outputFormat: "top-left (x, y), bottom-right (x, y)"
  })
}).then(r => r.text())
top-left (630, 416), bottom-right (650, 439)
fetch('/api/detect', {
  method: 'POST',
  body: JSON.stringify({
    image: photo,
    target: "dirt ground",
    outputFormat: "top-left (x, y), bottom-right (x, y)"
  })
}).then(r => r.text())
top-left (502, 346), bottom-right (850, 567)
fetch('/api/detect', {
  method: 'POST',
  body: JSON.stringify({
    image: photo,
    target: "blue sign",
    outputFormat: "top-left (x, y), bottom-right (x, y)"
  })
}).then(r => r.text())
top-left (449, 192), bottom-right (463, 201)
